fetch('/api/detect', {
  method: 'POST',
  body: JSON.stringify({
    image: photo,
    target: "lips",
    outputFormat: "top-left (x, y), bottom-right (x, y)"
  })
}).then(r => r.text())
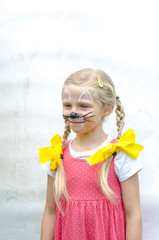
top-left (68, 117), bottom-right (85, 123)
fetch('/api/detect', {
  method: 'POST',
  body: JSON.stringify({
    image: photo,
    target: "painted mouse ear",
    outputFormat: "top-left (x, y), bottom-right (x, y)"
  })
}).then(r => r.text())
top-left (78, 89), bottom-right (93, 103)
top-left (62, 89), bottom-right (71, 102)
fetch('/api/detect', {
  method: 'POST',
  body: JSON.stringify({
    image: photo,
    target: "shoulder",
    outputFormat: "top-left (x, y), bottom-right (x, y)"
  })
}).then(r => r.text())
top-left (114, 151), bottom-right (142, 182)
top-left (41, 161), bottom-right (56, 178)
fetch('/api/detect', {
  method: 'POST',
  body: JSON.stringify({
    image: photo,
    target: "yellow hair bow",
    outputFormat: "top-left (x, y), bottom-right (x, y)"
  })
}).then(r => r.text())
top-left (86, 129), bottom-right (144, 166)
top-left (39, 134), bottom-right (62, 171)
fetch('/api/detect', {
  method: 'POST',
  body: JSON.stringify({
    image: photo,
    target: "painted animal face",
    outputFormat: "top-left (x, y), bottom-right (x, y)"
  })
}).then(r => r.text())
top-left (62, 84), bottom-right (106, 134)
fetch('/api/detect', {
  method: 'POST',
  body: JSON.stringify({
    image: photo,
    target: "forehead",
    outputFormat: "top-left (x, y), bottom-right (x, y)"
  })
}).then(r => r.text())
top-left (62, 85), bottom-right (95, 102)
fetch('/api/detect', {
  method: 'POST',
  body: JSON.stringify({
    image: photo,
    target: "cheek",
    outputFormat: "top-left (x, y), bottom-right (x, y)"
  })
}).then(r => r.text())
top-left (63, 108), bottom-right (70, 115)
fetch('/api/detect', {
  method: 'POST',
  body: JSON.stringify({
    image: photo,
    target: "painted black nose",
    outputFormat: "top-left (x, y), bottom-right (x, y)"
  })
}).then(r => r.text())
top-left (70, 112), bottom-right (80, 118)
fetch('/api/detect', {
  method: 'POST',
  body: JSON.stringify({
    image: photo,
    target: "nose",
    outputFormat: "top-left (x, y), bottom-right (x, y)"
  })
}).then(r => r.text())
top-left (70, 112), bottom-right (80, 118)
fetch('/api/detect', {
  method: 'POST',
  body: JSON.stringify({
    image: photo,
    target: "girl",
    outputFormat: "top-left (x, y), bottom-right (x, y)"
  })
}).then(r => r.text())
top-left (39, 68), bottom-right (143, 240)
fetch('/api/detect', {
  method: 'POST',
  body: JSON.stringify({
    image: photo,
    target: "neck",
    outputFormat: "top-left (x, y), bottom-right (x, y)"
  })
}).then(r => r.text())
top-left (72, 128), bottom-right (107, 152)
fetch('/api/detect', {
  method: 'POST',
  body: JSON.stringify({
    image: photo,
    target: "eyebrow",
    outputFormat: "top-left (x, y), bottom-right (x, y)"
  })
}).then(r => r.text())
top-left (77, 101), bottom-right (93, 105)
top-left (62, 100), bottom-right (71, 104)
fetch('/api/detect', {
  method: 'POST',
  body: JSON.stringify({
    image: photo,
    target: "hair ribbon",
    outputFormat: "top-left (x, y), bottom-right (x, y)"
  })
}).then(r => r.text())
top-left (86, 129), bottom-right (144, 166)
top-left (39, 134), bottom-right (62, 170)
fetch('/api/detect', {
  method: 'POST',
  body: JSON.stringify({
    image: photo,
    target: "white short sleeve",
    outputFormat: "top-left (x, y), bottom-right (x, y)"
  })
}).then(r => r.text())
top-left (41, 161), bottom-right (56, 178)
top-left (114, 151), bottom-right (142, 182)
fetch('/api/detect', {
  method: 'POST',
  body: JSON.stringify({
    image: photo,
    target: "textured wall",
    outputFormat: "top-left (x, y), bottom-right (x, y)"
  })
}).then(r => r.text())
top-left (0, 0), bottom-right (159, 239)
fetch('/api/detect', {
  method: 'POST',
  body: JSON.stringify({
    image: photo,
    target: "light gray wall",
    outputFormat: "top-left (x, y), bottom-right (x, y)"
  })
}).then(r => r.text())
top-left (0, 1), bottom-right (159, 239)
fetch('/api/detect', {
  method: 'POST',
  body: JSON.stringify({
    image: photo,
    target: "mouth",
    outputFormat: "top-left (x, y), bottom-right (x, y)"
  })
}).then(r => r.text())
top-left (68, 117), bottom-right (85, 123)
top-left (69, 121), bottom-right (85, 124)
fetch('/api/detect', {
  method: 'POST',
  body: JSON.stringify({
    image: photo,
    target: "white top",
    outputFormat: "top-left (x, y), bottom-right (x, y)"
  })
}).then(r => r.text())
top-left (41, 135), bottom-right (142, 182)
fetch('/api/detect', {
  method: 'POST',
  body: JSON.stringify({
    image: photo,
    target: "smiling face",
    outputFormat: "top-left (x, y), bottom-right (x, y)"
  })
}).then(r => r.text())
top-left (62, 84), bottom-right (108, 135)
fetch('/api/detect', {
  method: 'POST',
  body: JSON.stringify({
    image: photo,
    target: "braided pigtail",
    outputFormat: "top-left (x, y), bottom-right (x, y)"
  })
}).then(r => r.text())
top-left (62, 119), bottom-right (71, 148)
top-left (98, 155), bottom-right (116, 203)
top-left (54, 120), bottom-right (71, 214)
top-left (115, 96), bottom-right (125, 140)
top-left (99, 97), bottom-right (125, 202)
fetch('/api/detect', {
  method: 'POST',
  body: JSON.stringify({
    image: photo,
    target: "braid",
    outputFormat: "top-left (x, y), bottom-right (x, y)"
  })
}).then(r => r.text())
top-left (115, 96), bottom-right (125, 140)
top-left (54, 119), bottom-right (71, 214)
top-left (62, 119), bottom-right (71, 148)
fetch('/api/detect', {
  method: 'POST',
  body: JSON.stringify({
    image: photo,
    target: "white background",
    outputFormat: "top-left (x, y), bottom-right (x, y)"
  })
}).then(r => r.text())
top-left (0, 0), bottom-right (159, 239)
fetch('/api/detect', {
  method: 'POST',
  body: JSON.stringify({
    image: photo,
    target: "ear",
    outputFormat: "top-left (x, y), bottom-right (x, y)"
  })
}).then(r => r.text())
top-left (102, 105), bottom-right (114, 117)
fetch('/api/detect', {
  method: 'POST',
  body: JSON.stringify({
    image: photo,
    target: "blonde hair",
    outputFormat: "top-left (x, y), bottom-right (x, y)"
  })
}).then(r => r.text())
top-left (54, 68), bottom-right (125, 211)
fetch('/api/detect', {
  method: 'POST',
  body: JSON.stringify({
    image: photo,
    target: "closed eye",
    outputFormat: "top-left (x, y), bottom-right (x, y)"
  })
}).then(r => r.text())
top-left (63, 103), bottom-right (71, 108)
top-left (81, 105), bottom-right (88, 109)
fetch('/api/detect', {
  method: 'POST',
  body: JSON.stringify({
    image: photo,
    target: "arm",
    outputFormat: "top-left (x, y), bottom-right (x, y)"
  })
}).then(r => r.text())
top-left (41, 175), bottom-right (56, 240)
top-left (121, 173), bottom-right (142, 240)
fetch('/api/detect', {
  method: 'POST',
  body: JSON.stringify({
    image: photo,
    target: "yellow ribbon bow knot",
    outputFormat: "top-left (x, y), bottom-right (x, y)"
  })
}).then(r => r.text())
top-left (39, 134), bottom-right (62, 171)
top-left (86, 129), bottom-right (144, 166)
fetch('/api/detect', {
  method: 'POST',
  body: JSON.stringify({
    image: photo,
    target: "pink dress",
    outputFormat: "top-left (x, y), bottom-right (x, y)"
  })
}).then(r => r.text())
top-left (54, 140), bottom-right (126, 240)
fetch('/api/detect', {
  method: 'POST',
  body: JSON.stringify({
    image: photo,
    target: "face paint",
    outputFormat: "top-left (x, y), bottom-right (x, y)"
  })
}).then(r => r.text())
top-left (78, 89), bottom-right (93, 103)
top-left (64, 111), bottom-right (95, 123)
top-left (62, 89), bottom-right (71, 102)
top-left (68, 112), bottom-right (85, 123)
top-left (63, 85), bottom-right (97, 125)
top-left (62, 85), bottom-right (105, 135)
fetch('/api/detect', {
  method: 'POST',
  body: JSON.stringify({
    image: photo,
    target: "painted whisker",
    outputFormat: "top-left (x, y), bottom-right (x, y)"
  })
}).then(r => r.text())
top-left (83, 115), bottom-right (95, 122)
top-left (63, 111), bottom-right (95, 123)
top-left (82, 112), bottom-right (93, 118)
